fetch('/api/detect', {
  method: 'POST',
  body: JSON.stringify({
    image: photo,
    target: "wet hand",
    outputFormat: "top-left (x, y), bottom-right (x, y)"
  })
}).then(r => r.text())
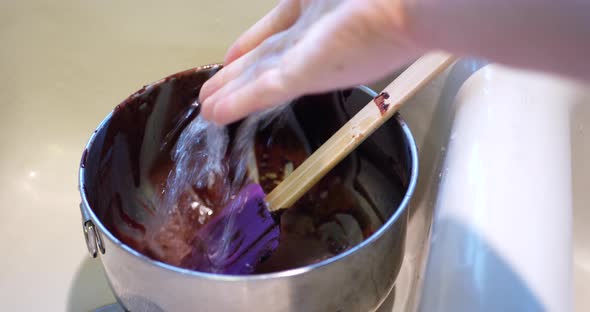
top-left (199, 0), bottom-right (421, 125)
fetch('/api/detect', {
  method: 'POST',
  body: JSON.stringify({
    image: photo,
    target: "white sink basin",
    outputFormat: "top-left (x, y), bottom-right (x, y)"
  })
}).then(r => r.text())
top-left (387, 61), bottom-right (590, 312)
top-left (0, 1), bottom-right (587, 311)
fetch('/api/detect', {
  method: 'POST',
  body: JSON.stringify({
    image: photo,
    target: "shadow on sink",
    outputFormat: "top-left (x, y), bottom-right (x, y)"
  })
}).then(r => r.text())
top-left (419, 219), bottom-right (544, 312)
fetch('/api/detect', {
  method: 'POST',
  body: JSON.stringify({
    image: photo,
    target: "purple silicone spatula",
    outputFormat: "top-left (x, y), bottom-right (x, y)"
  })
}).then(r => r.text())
top-left (187, 53), bottom-right (454, 275)
top-left (180, 184), bottom-right (279, 274)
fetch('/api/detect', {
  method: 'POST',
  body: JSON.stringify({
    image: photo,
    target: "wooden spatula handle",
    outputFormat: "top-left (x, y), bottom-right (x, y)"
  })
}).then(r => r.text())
top-left (266, 52), bottom-right (455, 211)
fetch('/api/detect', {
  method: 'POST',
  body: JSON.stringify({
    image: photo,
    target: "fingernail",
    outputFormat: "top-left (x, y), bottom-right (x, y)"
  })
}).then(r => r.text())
top-left (200, 97), bottom-right (215, 120)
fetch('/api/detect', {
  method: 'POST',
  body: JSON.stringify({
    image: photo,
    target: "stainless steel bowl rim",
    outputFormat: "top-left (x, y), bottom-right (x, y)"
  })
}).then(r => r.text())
top-left (78, 65), bottom-right (419, 282)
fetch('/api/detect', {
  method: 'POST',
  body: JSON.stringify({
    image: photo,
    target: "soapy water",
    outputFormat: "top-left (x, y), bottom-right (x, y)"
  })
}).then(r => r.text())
top-left (147, 104), bottom-right (288, 269)
top-left (163, 105), bottom-right (288, 211)
top-left (164, 116), bottom-right (228, 209)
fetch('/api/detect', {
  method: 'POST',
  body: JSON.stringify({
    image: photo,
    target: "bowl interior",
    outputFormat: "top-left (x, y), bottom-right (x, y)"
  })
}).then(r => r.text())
top-left (81, 65), bottom-right (415, 275)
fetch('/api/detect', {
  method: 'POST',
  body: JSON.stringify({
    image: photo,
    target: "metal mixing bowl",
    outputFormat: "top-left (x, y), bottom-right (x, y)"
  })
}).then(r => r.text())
top-left (78, 64), bottom-right (418, 312)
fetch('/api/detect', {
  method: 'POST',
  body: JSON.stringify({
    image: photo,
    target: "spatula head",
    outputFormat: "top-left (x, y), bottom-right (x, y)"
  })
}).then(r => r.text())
top-left (180, 183), bottom-right (278, 274)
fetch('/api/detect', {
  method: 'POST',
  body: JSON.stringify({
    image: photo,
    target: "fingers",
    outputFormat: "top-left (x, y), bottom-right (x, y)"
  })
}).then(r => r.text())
top-left (204, 68), bottom-right (295, 125)
top-left (200, 52), bottom-right (250, 107)
top-left (224, 0), bottom-right (301, 65)
top-left (200, 30), bottom-right (306, 124)
top-left (200, 0), bottom-right (419, 125)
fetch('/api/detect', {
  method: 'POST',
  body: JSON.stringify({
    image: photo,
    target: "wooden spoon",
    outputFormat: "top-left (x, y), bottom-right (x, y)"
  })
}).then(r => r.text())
top-left (187, 52), bottom-right (455, 274)
top-left (266, 52), bottom-right (455, 211)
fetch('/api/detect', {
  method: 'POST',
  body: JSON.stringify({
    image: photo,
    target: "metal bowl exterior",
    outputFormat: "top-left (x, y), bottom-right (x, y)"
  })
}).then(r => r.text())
top-left (78, 65), bottom-right (418, 312)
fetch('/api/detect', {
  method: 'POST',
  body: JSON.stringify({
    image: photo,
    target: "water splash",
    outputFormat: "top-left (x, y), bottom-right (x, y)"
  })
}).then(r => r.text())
top-left (149, 104), bottom-right (288, 267)
top-left (162, 115), bottom-right (230, 212)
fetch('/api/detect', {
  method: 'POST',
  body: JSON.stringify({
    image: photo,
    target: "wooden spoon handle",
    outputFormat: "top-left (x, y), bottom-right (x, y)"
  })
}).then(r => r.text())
top-left (266, 52), bottom-right (456, 211)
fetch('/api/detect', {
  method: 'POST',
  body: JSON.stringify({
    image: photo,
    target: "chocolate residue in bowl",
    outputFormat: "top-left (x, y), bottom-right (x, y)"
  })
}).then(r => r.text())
top-left (84, 67), bottom-right (405, 274)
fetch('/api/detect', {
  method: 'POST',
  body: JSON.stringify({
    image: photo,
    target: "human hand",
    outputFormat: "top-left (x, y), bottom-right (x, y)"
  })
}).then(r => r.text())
top-left (199, 0), bottom-right (422, 125)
